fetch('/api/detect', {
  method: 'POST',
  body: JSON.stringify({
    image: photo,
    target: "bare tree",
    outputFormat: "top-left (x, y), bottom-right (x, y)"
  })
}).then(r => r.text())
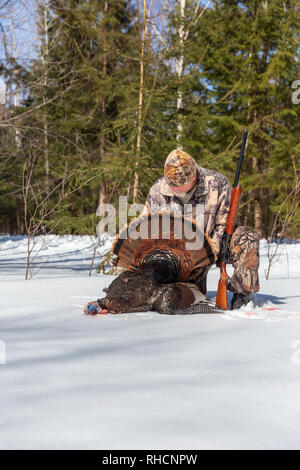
top-left (22, 147), bottom-right (102, 279)
top-left (133, 0), bottom-right (147, 203)
top-left (264, 155), bottom-right (299, 280)
top-left (176, 0), bottom-right (210, 146)
top-left (35, 0), bottom-right (52, 190)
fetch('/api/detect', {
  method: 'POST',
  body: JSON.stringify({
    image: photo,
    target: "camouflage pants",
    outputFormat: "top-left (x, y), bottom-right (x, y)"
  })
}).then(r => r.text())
top-left (190, 226), bottom-right (260, 296)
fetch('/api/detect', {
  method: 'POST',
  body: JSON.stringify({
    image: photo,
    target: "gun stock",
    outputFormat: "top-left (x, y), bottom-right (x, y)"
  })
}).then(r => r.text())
top-left (215, 262), bottom-right (229, 310)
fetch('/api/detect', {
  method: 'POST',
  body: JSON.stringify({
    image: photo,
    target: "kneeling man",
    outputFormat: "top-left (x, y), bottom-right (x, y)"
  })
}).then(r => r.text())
top-left (143, 149), bottom-right (260, 310)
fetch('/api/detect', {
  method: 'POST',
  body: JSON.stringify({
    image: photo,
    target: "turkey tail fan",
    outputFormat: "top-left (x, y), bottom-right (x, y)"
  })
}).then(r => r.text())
top-left (111, 211), bottom-right (216, 282)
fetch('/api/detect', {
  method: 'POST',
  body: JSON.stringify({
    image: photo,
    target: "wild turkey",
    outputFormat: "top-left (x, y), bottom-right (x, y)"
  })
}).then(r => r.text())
top-left (86, 211), bottom-right (223, 315)
top-left (111, 211), bottom-right (217, 281)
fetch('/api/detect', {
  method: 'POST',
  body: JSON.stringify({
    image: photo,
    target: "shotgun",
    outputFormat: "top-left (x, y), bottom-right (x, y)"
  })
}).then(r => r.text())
top-left (215, 129), bottom-right (248, 310)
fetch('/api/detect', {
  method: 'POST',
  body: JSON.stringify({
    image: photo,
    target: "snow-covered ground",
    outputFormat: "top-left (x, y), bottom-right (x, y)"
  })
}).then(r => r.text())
top-left (0, 235), bottom-right (300, 450)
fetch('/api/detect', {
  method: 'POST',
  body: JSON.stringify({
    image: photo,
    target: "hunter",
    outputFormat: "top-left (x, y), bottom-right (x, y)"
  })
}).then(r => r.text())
top-left (143, 149), bottom-right (260, 310)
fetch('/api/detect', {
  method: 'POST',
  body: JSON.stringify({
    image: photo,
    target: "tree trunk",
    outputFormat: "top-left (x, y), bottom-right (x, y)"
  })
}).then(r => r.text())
top-left (133, 0), bottom-right (147, 203)
top-left (99, 0), bottom-right (108, 206)
top-left (12, 21), bottom-right (21, 148)
top-left (37, 0), bottom-right (50, 190)
top-left (43, 2), bottom-right (49, 190)
top-left (252, 154), bottom-right (264, 237)
top-left (176, 0), bottom-right (186, 148)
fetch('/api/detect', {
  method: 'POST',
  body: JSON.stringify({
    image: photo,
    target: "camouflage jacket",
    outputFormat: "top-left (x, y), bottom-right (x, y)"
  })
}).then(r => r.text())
top-left (143, 165), bottom-right (232, 257)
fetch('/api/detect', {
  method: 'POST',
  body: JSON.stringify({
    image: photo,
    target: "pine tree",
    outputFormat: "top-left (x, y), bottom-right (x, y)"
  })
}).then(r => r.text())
top-left (1, 0), bottom-right (299, 238)
top-left (193, 0), bottom-right (300, 237)
top-left (26, 0), bottom-right (141, 233)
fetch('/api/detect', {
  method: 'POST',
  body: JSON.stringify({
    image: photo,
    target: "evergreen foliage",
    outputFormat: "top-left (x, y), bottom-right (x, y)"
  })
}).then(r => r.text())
top-left (0, 0), bottom-right (299, 238)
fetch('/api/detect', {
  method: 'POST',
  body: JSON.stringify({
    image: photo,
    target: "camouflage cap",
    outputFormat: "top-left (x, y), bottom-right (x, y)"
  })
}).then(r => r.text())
top-left (164, 149), bottom-right (197, 186)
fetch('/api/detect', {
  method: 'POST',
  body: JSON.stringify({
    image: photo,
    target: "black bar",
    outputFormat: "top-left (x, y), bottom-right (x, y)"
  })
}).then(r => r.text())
top-left (233, 129), bottom-right (248, 187)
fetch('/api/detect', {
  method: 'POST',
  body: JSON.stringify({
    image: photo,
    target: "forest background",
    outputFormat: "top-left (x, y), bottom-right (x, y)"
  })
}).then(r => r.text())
top-left (0, 0), bottom-right (299, 240)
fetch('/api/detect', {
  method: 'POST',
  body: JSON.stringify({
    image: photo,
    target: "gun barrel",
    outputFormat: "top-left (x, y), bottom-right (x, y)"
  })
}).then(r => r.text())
top-left (233, 128), bottom-right (248, 187)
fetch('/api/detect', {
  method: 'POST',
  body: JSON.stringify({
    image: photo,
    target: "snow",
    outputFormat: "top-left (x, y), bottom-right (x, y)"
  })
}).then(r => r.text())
top-left (0, 235), bottom-right (300, 450)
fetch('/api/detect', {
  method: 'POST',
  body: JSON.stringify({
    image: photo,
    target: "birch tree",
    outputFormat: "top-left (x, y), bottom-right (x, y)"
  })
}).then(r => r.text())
top-left (173, 0), bottom-right (210, 147)
top-left (133, 0), bottom-right (147, 203)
